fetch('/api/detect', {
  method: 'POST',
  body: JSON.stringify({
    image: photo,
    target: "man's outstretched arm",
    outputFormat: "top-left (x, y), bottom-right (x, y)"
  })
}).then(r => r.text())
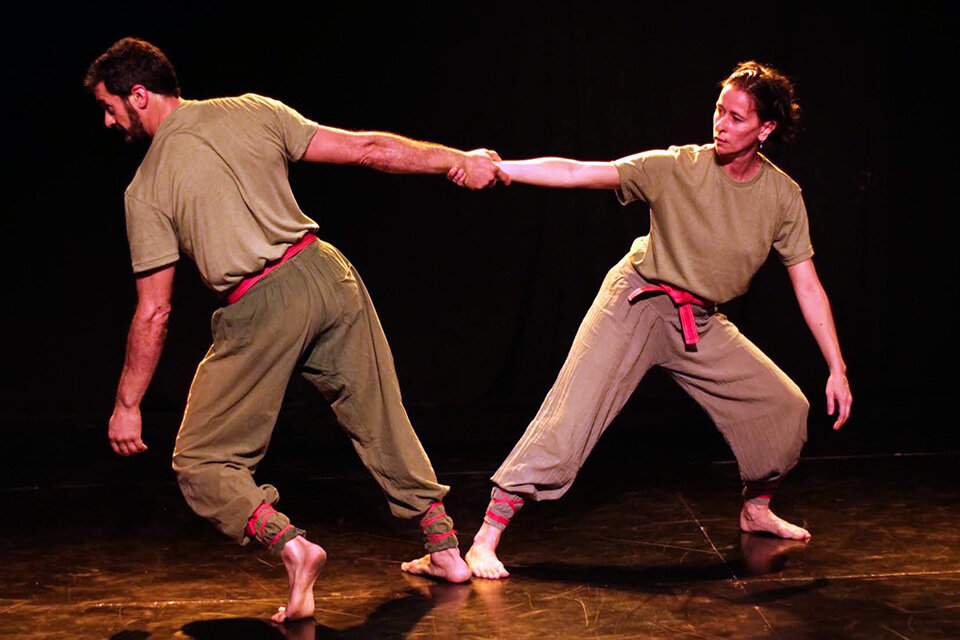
top-left (787, 258), bottom-right (852, 430)
top-left (450, 158), bottom-right (620, 189)
top-left (109, 263), bottom-right (175, 456)
top-left (301, 125), bottom-right (509, 190)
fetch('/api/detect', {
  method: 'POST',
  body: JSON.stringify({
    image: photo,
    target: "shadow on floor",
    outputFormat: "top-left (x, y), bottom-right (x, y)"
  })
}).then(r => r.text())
top-left (174, 582), bottom-right (470, 640)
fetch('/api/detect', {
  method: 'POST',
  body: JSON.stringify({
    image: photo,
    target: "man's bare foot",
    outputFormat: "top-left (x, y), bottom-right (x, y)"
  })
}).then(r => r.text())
top-left (400, 547), bottom-right (471, 583)
top-left (465, 522), bottom-right (509, 579)
top-left (271, 535), bottom-right (327, 624)
top-left (740, 502), bottom-right (811, 540)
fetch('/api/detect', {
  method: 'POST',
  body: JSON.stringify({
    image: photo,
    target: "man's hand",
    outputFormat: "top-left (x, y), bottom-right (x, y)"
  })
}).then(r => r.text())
top-left (825, 370), bottom-right (852, 430)
top-left (450, 149), bottom-right (511, 189)
top-left (109, 403), bottom-right (148, 456)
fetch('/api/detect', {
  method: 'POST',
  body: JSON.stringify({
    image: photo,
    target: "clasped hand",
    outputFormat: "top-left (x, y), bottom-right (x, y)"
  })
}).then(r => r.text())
top-left (448, 149), bottom-right (511, 189)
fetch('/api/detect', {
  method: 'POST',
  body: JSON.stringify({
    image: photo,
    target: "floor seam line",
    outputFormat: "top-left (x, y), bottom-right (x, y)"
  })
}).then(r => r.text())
top-left (677, 492), bottom-right (774, 634)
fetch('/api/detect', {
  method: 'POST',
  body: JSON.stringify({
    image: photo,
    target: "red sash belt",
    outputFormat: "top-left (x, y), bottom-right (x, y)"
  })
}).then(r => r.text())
top-left (226, 234), bottom-right (318, 305)
top-left (627, 282), bottom-right (711, 346)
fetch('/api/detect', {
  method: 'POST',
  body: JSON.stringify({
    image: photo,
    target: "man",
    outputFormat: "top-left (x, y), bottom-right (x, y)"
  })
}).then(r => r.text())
top-left (86, 37), bottom-right (508, 622)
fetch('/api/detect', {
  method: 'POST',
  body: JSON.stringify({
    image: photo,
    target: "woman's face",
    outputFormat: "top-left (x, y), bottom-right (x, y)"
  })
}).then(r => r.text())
top-left (712, 84), bottom-right (776, 158)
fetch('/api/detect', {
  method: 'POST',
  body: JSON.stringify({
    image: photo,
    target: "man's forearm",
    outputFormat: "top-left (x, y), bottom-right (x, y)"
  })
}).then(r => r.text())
top-left (115, 305), bottom-right (169, 409)
top-left (302, 126), bottom-right (503, 189)
top-left (355, 132), bottom-right (466, 175)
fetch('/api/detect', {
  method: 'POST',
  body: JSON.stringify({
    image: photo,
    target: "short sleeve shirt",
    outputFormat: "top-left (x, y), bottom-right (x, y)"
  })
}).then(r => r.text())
top-left (124, 94), bottom-right (321, 293)
top-left (614, 144), bottom-right (813, 303)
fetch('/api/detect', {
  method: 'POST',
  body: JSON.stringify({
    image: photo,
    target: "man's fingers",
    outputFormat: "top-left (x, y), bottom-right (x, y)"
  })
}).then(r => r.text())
top-left (485, 149), bottom-right (503, 162)
top-left (447, 167), bottom-right (468, 187)
top-left (112, 437), bottom-right (147, 456)
top-left (495, 165), bottom-right (511, 185)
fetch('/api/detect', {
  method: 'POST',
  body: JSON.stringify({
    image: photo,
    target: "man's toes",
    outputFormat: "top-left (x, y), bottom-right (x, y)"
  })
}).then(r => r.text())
top-left (401, 556), bottom-right (434, 576)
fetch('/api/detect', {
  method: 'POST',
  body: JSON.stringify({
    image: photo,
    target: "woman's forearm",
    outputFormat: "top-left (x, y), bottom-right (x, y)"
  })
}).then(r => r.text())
top-left (500, 158), bottom-right (620, 189)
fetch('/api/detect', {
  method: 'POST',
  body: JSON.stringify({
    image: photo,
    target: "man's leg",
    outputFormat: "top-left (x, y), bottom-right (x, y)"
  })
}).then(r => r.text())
top-left (468, 257), bottom-right (664, 578)
top-left (297, 242), bottom-right (470, 582)
top-left (172, 255), bottom-right (328, 621)
top-left (664, 310), bottom-right (811, 539)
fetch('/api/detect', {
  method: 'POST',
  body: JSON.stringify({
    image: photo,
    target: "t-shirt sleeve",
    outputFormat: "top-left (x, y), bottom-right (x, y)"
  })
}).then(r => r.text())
top-left (124, 194), bottom-right (179, 273)
top-left (262, 96), bottom-right (321, 161)
top-left (613, 149), bottom-right (675, 205)
top-left (773, 189), bottom-right (815, 266)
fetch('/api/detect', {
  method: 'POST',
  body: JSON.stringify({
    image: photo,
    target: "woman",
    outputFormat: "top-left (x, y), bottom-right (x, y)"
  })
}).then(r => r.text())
top-left (452, 61), bottom-right (853, 579)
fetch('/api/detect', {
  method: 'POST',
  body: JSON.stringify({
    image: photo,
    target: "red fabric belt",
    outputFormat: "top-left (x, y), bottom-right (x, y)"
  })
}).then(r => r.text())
top-left (226, 234), bottom-right (318, 305)
top-left (627, 282), bottom-right (712, 346)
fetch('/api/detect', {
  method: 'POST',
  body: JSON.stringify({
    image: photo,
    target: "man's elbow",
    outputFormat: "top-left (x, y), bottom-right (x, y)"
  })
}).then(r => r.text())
top-left (136, 301), bottom-right (172, 326)
top-left (354, 134), bottom-right (383, 169)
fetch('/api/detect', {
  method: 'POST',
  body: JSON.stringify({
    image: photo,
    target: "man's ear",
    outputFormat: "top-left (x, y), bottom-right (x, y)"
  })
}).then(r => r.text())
top-left (128, 84), bottom-right (149, 110)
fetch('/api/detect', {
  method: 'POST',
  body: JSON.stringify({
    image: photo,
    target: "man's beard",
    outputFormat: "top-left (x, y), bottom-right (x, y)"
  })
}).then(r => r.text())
top-left (112, 99), bottom-right (148, 143)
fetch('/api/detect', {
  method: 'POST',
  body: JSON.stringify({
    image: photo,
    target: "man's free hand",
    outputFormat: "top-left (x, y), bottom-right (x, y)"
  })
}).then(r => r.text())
top-left (109, 404), bottom-right (148, 456)
top-left (449, 149), bottom-right (511, 189)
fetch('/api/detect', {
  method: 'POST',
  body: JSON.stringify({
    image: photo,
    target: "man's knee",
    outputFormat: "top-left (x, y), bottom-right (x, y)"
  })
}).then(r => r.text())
top-left (171, 449), bottom-right (234, 506)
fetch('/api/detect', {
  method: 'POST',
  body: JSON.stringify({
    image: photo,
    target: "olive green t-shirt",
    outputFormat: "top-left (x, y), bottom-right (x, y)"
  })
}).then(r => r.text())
top-left (124, 94), bottom-right (321, 293)
top-left (614, 144), bottom-right (813, 304)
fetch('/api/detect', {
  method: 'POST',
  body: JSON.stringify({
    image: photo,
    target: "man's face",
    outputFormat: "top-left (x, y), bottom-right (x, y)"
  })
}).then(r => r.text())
top-left (712, 84), bottom-right (773, 158)
top-left (93, 82), bottom-right (148, 143)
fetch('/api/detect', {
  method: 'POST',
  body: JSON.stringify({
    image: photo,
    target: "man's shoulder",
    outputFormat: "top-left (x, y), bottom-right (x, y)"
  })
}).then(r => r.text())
top-left (205, 93), bottom-right (285, 109)
top-left (168, 93), bottom-right (284, 121)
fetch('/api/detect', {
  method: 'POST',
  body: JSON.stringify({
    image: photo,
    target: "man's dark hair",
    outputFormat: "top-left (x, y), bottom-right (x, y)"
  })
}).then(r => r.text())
top-left (722, 61), bottom-right (800, 147)
top-left (84, 37), bottom-right (180, 98)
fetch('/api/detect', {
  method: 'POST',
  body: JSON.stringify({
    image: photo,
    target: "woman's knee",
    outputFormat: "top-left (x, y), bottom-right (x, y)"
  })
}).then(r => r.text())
top-left (780, 382), bottom-right (810, 424)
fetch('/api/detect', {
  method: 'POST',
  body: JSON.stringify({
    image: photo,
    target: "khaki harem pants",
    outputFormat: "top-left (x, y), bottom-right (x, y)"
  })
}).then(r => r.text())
top-left (172, 240), bottom-right (453, 550)
top-left (492, 254), bottom-right (809, 500)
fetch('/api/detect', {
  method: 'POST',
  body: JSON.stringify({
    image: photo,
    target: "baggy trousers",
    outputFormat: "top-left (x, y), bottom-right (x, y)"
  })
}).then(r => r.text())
top-left (492, 254), bottom-right (809, 501)
top-left (172, 240), bottom-right (451, 547)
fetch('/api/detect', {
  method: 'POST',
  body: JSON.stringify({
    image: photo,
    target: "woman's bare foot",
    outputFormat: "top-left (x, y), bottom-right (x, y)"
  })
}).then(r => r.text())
top-left (400, 547), bottom-right (472, 583)
top-left (739, 532), bottom-right (808, 576)
top-left (274, 617), bottom-right (316, 640)
top-left (271, 535), bottom-right (327, 624)
top-left (740, 502), bottom-right (811, 540)
top-left (465, 522), bottom-right (509, 579)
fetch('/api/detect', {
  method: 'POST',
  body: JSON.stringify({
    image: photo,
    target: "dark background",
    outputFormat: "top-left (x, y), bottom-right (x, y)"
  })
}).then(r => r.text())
top-left (1, 4), bottom-right (953, 488)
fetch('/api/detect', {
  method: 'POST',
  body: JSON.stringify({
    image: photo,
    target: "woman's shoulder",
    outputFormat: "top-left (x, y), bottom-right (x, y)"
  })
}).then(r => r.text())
top-left (759, 153), bottom-right (802, 192)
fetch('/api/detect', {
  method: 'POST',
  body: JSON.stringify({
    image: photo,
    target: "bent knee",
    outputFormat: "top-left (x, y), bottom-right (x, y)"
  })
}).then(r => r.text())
top-left (776, 381), bottom-right (809, 422)
top-left (171, 449), bottom-right (219, 488)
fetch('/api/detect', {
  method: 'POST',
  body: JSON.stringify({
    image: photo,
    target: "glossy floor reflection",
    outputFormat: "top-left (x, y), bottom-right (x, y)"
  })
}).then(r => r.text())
top-left (2, 443), bottom-right (959, 639)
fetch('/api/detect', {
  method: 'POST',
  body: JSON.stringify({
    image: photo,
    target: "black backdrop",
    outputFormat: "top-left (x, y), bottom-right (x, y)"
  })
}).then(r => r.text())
top-left (1, 4), bottom-right (953, 467)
